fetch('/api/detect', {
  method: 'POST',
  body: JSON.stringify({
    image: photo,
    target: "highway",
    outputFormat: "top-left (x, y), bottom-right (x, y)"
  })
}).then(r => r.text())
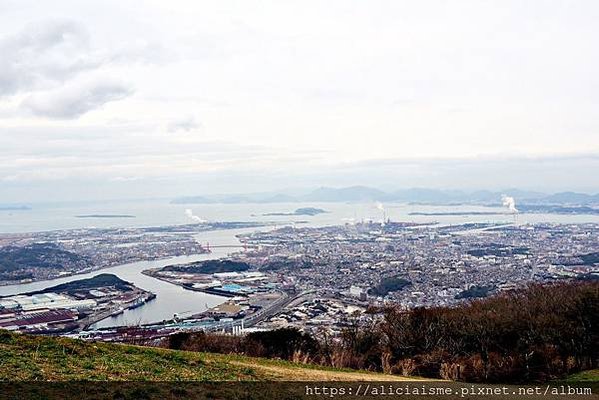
top-left (205, 289), bottom-right (318, 332)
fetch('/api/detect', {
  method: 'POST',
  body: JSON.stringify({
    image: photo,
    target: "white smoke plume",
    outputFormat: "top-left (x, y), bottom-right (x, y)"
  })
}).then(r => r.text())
top-left (375, 201), bottom-right (387, 225)
top-left (501, 195), bottom-right (518, 213)
top-left (184, 209), bottom-right (207, 223)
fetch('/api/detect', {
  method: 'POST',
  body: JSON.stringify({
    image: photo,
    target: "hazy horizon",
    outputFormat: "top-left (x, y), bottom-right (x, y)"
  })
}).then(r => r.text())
top-left (2, 182), bottom-right (599, 207)
top-left (2, 1), bottom-right (599, 202)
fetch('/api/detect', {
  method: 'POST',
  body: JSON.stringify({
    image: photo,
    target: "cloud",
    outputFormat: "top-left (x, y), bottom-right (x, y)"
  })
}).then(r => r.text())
top-left (0, 17), bottom-right (165, 118)
top-left (21, 78), bottom-right (133, 119)
top-left (1, 2), bottom-right (598, 202)
top-left (0, 20), bottom-right (100, 96)
top-left (167, 116), bottom-right (202, 133)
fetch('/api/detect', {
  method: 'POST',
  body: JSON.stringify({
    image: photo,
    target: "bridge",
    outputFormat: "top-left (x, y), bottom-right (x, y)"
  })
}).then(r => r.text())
top-left (203, 243), bottom-right (259, 251)
top-left (206, 245), bottom-right (255, 249)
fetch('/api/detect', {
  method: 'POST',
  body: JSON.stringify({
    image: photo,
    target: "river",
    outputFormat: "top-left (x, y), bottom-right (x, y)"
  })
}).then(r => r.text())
top-left (0, 228), bottom-right (258, 328)
top-left (2, 201), bottom-right (598, 328)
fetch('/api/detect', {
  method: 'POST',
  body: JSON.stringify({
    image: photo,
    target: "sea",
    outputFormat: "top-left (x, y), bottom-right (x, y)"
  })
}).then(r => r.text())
top-left (2, 199), bottom-right (599, 234)
top-left (1, 199), bottom-right (598, 328)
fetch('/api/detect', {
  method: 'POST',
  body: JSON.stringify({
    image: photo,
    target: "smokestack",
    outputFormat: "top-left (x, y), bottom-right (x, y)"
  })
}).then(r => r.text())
top-left (375, 201), bottom-right (386, 225)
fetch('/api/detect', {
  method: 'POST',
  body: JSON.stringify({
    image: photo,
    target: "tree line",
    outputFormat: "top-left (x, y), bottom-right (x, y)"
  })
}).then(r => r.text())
top-left (165, 280), bottom-right (598, 382)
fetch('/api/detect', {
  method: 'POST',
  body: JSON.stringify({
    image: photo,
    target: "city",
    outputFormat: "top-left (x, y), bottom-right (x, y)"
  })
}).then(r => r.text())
top-left (1, 0), bottom-right (599, 389)
top-left (0, 221), bottom-right (266, 285)
top-left (2, 218), bottom-right (596, 341)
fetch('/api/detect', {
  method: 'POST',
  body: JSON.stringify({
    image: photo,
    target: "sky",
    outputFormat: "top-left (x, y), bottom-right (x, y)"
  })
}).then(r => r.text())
top-left (1, 0), bottom-right (598, 202)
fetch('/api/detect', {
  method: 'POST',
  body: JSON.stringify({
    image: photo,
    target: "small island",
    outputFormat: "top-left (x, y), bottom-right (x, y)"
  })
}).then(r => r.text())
top-left (0, 205), bottom-right (31, 211)
top-left (263, 207), bottom-right (328, 217)
top-left (33, 274), bottom-right (136, 294)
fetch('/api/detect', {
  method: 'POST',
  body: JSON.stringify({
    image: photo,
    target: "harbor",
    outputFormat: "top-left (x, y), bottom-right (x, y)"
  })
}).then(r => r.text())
top-left (0, 228), bottom-right (260, 328)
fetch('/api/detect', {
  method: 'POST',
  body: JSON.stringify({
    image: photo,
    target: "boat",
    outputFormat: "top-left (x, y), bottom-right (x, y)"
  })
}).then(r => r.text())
top-left (128, 298), bottom-right (146, 310)
top-left (110, 308), bottom-right (124, 317)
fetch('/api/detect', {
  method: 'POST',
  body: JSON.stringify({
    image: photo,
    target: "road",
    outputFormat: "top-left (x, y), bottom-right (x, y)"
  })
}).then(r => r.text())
top-left (205, 289), bottom-right (318, 332)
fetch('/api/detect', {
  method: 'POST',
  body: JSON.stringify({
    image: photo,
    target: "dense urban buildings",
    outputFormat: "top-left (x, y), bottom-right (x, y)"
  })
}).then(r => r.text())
top-left (0, 219), bottom-right (598, 341)
top-left (0, 222), bottom-right (264, 285)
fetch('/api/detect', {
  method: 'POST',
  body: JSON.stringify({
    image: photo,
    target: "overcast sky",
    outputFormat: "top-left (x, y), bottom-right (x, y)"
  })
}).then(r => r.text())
top-left (1, 0), bottom-right (598, 201)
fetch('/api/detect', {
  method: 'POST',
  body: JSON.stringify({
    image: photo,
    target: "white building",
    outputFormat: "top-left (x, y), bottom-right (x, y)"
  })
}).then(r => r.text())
top-left (0, 293), bottom-right (96, 312)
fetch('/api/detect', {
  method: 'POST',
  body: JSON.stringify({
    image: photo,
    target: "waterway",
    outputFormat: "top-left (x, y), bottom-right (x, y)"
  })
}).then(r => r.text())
top-left (0, 228), bottom-right (257, 328)
top-left (2, 200), bottom-right (598, 328)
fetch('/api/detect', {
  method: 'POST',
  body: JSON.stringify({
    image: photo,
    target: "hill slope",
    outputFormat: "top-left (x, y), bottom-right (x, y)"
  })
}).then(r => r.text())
top-left (0, 330), bottom-right (418, 381)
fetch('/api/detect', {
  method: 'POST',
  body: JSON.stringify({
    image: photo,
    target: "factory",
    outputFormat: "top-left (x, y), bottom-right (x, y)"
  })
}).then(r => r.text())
top-left (0, 293), bottom-right (97, 312)
top-left (0, 309), bottom-right (78, 331)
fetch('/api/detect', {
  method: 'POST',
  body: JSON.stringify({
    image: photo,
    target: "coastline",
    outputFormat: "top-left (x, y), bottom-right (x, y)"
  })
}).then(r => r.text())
top-left (0, 250), bottom-right (212, 288)
top-left (0, 226), bottom-right (271, 327)
top-left (141, 268), bottom-right (238, 298)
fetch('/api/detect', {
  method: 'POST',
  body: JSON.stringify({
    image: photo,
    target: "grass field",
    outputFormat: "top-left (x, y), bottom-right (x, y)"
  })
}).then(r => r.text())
top-left (560, 369), bottom-right (599, 383)
top-left (2, 329), bottom-right (596, 385)
top-left (0, 330), bottom-right (420, 381)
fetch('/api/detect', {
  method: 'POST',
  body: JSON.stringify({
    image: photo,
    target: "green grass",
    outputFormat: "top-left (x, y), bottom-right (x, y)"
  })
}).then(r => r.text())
top-left (0, 330), bottom-right (418, 382)
top-left (4, 330), bottom-right (595, 385)
top-left (560, 369), bottom-right (599, 383)
top-left (0, 330), bottom-right (257, 381)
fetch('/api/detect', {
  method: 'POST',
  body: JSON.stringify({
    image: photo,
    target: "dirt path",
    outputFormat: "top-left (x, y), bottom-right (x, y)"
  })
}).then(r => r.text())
top-left (229, 361), bottom-right (428, 381)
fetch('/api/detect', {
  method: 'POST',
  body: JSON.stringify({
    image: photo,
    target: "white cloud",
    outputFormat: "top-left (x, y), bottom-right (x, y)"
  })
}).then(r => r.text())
top-left (0, 0), bottom-right (598, 201)
top-left (167, 116), bottom-right (202, 133)
top-left (21, 78), bottom-right (133, 119)
top-left (0, 16), bottom-right (165, 121)
top-left (0, 20), bottom-right (99, 96)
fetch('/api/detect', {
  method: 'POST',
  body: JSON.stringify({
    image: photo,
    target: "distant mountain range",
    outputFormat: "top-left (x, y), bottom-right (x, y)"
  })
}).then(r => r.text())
top-left (171, 186), bottom-right (599, 206)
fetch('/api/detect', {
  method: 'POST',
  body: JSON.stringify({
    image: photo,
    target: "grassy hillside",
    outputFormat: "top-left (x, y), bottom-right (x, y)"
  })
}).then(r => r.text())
top-left (1, 330), bottom-right (596, 400)
top-left (561, 369), bottom-right (599, 383)
top-left (0, 330), bottom-right (418, 381)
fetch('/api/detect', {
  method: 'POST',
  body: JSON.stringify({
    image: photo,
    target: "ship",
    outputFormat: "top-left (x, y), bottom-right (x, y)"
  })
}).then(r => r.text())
top-left (110, 308), bottom-right (124, 317)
